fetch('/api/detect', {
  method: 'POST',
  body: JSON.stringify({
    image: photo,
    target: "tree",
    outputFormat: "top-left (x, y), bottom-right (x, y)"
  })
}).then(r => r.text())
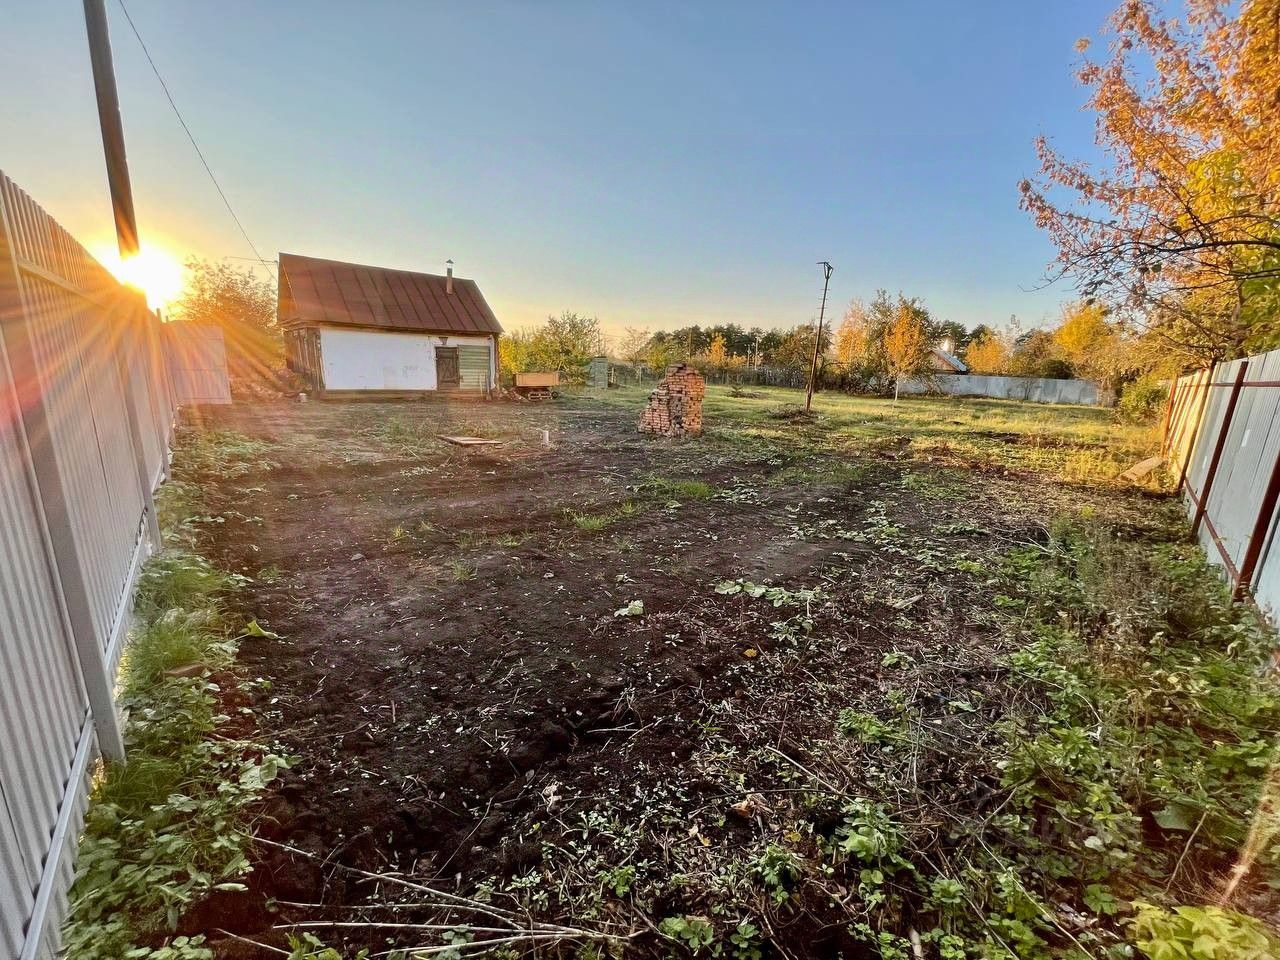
top-left (771, 323), bottom-right (831, 371)
top-left (1008, 329), bottom-right (1073, 379)
top-left (177, 259), bottom-right (279, 376)
top-left (699, 333), bottom-right (733, 382)
top-left (833, 301), bottom-right (870, 365)
top-left (616, 327), bottom-right (653, 380)
top-left (883, 300), bottom-right (932, 401)
top-left (965, 329), bottom-right (1010, 374)
top-left (529, 311), bottom-right (603, 381)
top-left (1053, 301), bottom-right (1113, 383)
top-left (498, 328), bottom-right (535, 380)
top-left (934, 319), bottom-right (971, 353)
top-left (1021, 0), bottom-right (1280, 362)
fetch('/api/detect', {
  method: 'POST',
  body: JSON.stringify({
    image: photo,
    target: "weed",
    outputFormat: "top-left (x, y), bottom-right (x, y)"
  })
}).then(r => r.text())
top-left (568, 501), bottom-right (645, 532)
top-left (256, 564), bottom-right (284, 584)
top-left (570, 510), bottom-right (610, 532)
top-left (448, 559), bottom-right (477, 581)
top-left (640, 474), bottom-right (715, 501)
top-left (1129, 902), bottom-right (1280, 959)
top-left (63, 505), bottom-right (289, 959)
top-left (171, 428), bottom-right (276, 482)
top-left (836, 709), bottom-right (897, 744)
top-left (752, 843), bottom-right (801, 904)
top-left (768, 460), bottom-right (866, 487)
top-left (658, 916), bottom-right (715, 952)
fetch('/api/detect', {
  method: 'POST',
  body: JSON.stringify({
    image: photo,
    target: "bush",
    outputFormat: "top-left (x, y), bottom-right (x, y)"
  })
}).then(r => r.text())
top-left (1117, 374), bottom-right (1168, 422)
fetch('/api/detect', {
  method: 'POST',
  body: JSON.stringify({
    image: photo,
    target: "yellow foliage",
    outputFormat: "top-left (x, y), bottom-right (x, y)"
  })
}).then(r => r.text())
top-left (883, 302), bottom-right (929, 378)
top-left (834, 304), bottom-right (869, 365)
top-left (965, 331), bottom-right (1009, 374)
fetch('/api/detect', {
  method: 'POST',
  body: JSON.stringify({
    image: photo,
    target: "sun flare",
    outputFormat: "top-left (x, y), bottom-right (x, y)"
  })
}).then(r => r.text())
top-left (94, 244), bottom-right (185, 310)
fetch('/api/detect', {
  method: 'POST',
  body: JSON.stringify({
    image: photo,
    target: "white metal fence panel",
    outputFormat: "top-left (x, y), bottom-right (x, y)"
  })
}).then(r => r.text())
top-left (0, 349), bottom-right (89, 960)
top-left (0, 169), bottom-right (178, 960)
top-left (1164, 348), bottom-right (1280, 624)
top-left (897, 373), bottom-right (1108, 406)
top-left (167, 322), bottom-right (231, 404)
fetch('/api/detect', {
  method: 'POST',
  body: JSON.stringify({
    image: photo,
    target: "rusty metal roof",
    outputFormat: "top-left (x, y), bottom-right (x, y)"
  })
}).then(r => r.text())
top-left (278, 252), bottom-right (503, 336)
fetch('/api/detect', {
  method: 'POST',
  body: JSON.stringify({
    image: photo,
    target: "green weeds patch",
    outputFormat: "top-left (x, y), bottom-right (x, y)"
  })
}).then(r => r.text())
top-left (639, 474), bottom-right (715, 501)
top-left (62, 446), bottom-right (290, 960)
top-left (938, 514), bottom-right (1280, 958)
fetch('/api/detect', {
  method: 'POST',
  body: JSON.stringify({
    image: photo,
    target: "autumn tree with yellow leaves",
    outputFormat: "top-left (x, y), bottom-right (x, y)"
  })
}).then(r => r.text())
top-left (884, 300), bottom-right (933, 402)
top-left (1021, 0), bottom-right (1280, 363)
top-left (964, 329), bottom-right (1010, 375)
top-left (833, 302), bottom-right (870, 366)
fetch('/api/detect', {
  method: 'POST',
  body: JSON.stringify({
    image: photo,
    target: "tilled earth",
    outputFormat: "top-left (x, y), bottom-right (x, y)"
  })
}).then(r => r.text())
top-left (187, 397), bottom-right (1151, 958)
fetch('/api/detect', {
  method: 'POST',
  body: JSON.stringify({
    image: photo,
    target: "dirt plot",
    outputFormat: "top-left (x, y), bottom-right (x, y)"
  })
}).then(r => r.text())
top-left (189, 395), bottom-right (1155, 957)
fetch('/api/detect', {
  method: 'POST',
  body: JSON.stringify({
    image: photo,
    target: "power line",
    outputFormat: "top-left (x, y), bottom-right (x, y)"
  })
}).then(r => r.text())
top-left (114, 0), bottom-right (269, 266)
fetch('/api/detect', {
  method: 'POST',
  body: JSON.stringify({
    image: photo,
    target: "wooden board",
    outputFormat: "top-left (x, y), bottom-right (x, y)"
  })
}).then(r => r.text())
top-left (437, 435), bottom-right (503, 446)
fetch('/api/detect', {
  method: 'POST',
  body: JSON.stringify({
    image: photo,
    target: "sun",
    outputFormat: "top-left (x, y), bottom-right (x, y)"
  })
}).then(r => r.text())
top-left (94, 244), bottom-right (185, 310)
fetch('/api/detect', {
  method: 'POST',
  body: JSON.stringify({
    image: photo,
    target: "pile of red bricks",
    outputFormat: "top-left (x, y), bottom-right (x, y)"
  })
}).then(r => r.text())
top-left (638, 364), bottom-right (706, 437)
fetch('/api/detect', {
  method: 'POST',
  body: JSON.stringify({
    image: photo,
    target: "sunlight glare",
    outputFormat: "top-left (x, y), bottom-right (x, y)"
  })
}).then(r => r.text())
top-left (95, 244), bottom-right (185, 310)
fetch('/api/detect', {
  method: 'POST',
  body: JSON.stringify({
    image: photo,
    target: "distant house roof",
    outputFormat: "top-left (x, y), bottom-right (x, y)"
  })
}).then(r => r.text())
top-left (930, 346), bottom-right (968, 373)
top-left (277, 252), bottom-right (503, 336)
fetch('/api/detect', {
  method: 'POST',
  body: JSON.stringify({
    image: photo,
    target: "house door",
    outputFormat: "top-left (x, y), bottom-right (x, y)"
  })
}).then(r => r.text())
top-left (436, 347), bottom-right (460, 390)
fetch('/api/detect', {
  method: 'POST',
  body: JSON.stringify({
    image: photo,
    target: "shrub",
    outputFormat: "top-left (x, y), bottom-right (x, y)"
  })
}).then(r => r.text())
top-left (1117, 374), bottom-right (1168, 423)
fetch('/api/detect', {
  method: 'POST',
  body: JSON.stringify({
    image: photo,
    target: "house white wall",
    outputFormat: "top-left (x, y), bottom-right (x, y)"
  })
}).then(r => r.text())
top-left (318, 328), bottom-right (494, 391)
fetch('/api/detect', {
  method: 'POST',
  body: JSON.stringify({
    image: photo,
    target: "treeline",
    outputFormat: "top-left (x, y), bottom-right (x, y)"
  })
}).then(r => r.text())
top-left (501, 291), bottom-right (1162, 407)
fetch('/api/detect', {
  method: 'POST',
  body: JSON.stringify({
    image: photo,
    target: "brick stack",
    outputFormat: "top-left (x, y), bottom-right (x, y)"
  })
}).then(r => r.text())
top-left (638, 364), bottom-right (706, 437)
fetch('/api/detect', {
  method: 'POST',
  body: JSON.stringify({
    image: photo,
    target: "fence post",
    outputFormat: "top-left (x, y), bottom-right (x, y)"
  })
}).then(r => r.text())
top-left (1192, 361), bottom-right (1249, 536)
top-left (0, 199), bottom-right (126, 760)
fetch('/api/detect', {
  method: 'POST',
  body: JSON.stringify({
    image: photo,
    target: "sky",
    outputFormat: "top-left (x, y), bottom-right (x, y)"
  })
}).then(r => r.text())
top-left (3, 1), bottom-right (1117, 337)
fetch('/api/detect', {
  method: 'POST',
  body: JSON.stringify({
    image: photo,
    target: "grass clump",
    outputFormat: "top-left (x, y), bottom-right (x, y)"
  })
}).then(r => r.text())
top-left (567, 500), bottom-right (643, 532)
top-left (62, 447), bottom-right (290, 960)
top-left (768, 459), bottom-right (867, 487)
top-left (640, 474), bottom-right (715, 501)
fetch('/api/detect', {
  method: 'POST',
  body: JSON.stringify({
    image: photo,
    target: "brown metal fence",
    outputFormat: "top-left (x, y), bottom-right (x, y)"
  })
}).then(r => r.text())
top-left (1162, 351), bottom-right (1280, 618)
top-left (0, 170), bottom-right (176, 959)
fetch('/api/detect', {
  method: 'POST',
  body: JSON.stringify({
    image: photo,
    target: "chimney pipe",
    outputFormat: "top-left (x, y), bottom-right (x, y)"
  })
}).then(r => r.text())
top-left (446, 258), bottom-right (454, 295)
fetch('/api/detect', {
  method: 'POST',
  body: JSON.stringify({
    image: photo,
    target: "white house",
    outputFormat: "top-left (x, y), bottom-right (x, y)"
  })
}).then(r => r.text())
top-left (279, 253), bottom-right (502, 396)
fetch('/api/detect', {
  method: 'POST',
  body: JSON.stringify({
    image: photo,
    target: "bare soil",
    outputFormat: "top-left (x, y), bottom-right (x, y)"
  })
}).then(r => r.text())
top-left (186, 398), bottom-right (1151, 958)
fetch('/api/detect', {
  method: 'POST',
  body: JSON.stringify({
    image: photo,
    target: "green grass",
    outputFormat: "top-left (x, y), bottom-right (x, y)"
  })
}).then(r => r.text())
top-left (566, 500), bottom-right (645, 533)
top-left (767, 459), bottom-right (868, 487)
top-left (568, 384), bottom-right (1163, 487)
top-left (640, 475), bottom-right (715, 500)
top-left (448, 558), bottom-right (478, 580)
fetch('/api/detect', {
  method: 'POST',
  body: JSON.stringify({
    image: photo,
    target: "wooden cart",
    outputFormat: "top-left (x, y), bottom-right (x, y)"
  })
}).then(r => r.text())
top-left (514, 371), bottom-right (559, 400)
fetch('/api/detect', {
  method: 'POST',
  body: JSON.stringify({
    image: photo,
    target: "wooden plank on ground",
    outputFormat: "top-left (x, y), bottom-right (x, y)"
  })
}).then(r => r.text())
top-left (437, 435), bottom-right (503, 446)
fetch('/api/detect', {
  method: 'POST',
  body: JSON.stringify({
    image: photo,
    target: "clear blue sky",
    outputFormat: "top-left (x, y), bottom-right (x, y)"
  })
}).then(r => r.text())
top-left (3, 0), bottom-right (1115, 336)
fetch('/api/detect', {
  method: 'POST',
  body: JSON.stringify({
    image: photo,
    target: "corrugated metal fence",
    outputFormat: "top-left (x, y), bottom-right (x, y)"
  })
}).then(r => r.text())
top-left (1163, 348), bottom-right (1280, 620)
top-left (0, 170), bottom-right (176, 958)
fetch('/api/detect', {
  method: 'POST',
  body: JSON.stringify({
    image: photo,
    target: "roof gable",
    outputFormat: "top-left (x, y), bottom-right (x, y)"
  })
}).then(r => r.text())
top-left (278, 252), bottom-right (503, 336)
top-left (931, 346), bottom-right (968, 373)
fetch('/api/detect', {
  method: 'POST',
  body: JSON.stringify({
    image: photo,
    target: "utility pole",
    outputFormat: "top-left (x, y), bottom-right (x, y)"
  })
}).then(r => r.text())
top-left (805, 261), bottom-right (833, 414)
top-left (84, 0), bottom-right (139, 258)
top-left (75, 0), bottom-right (161, 759)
